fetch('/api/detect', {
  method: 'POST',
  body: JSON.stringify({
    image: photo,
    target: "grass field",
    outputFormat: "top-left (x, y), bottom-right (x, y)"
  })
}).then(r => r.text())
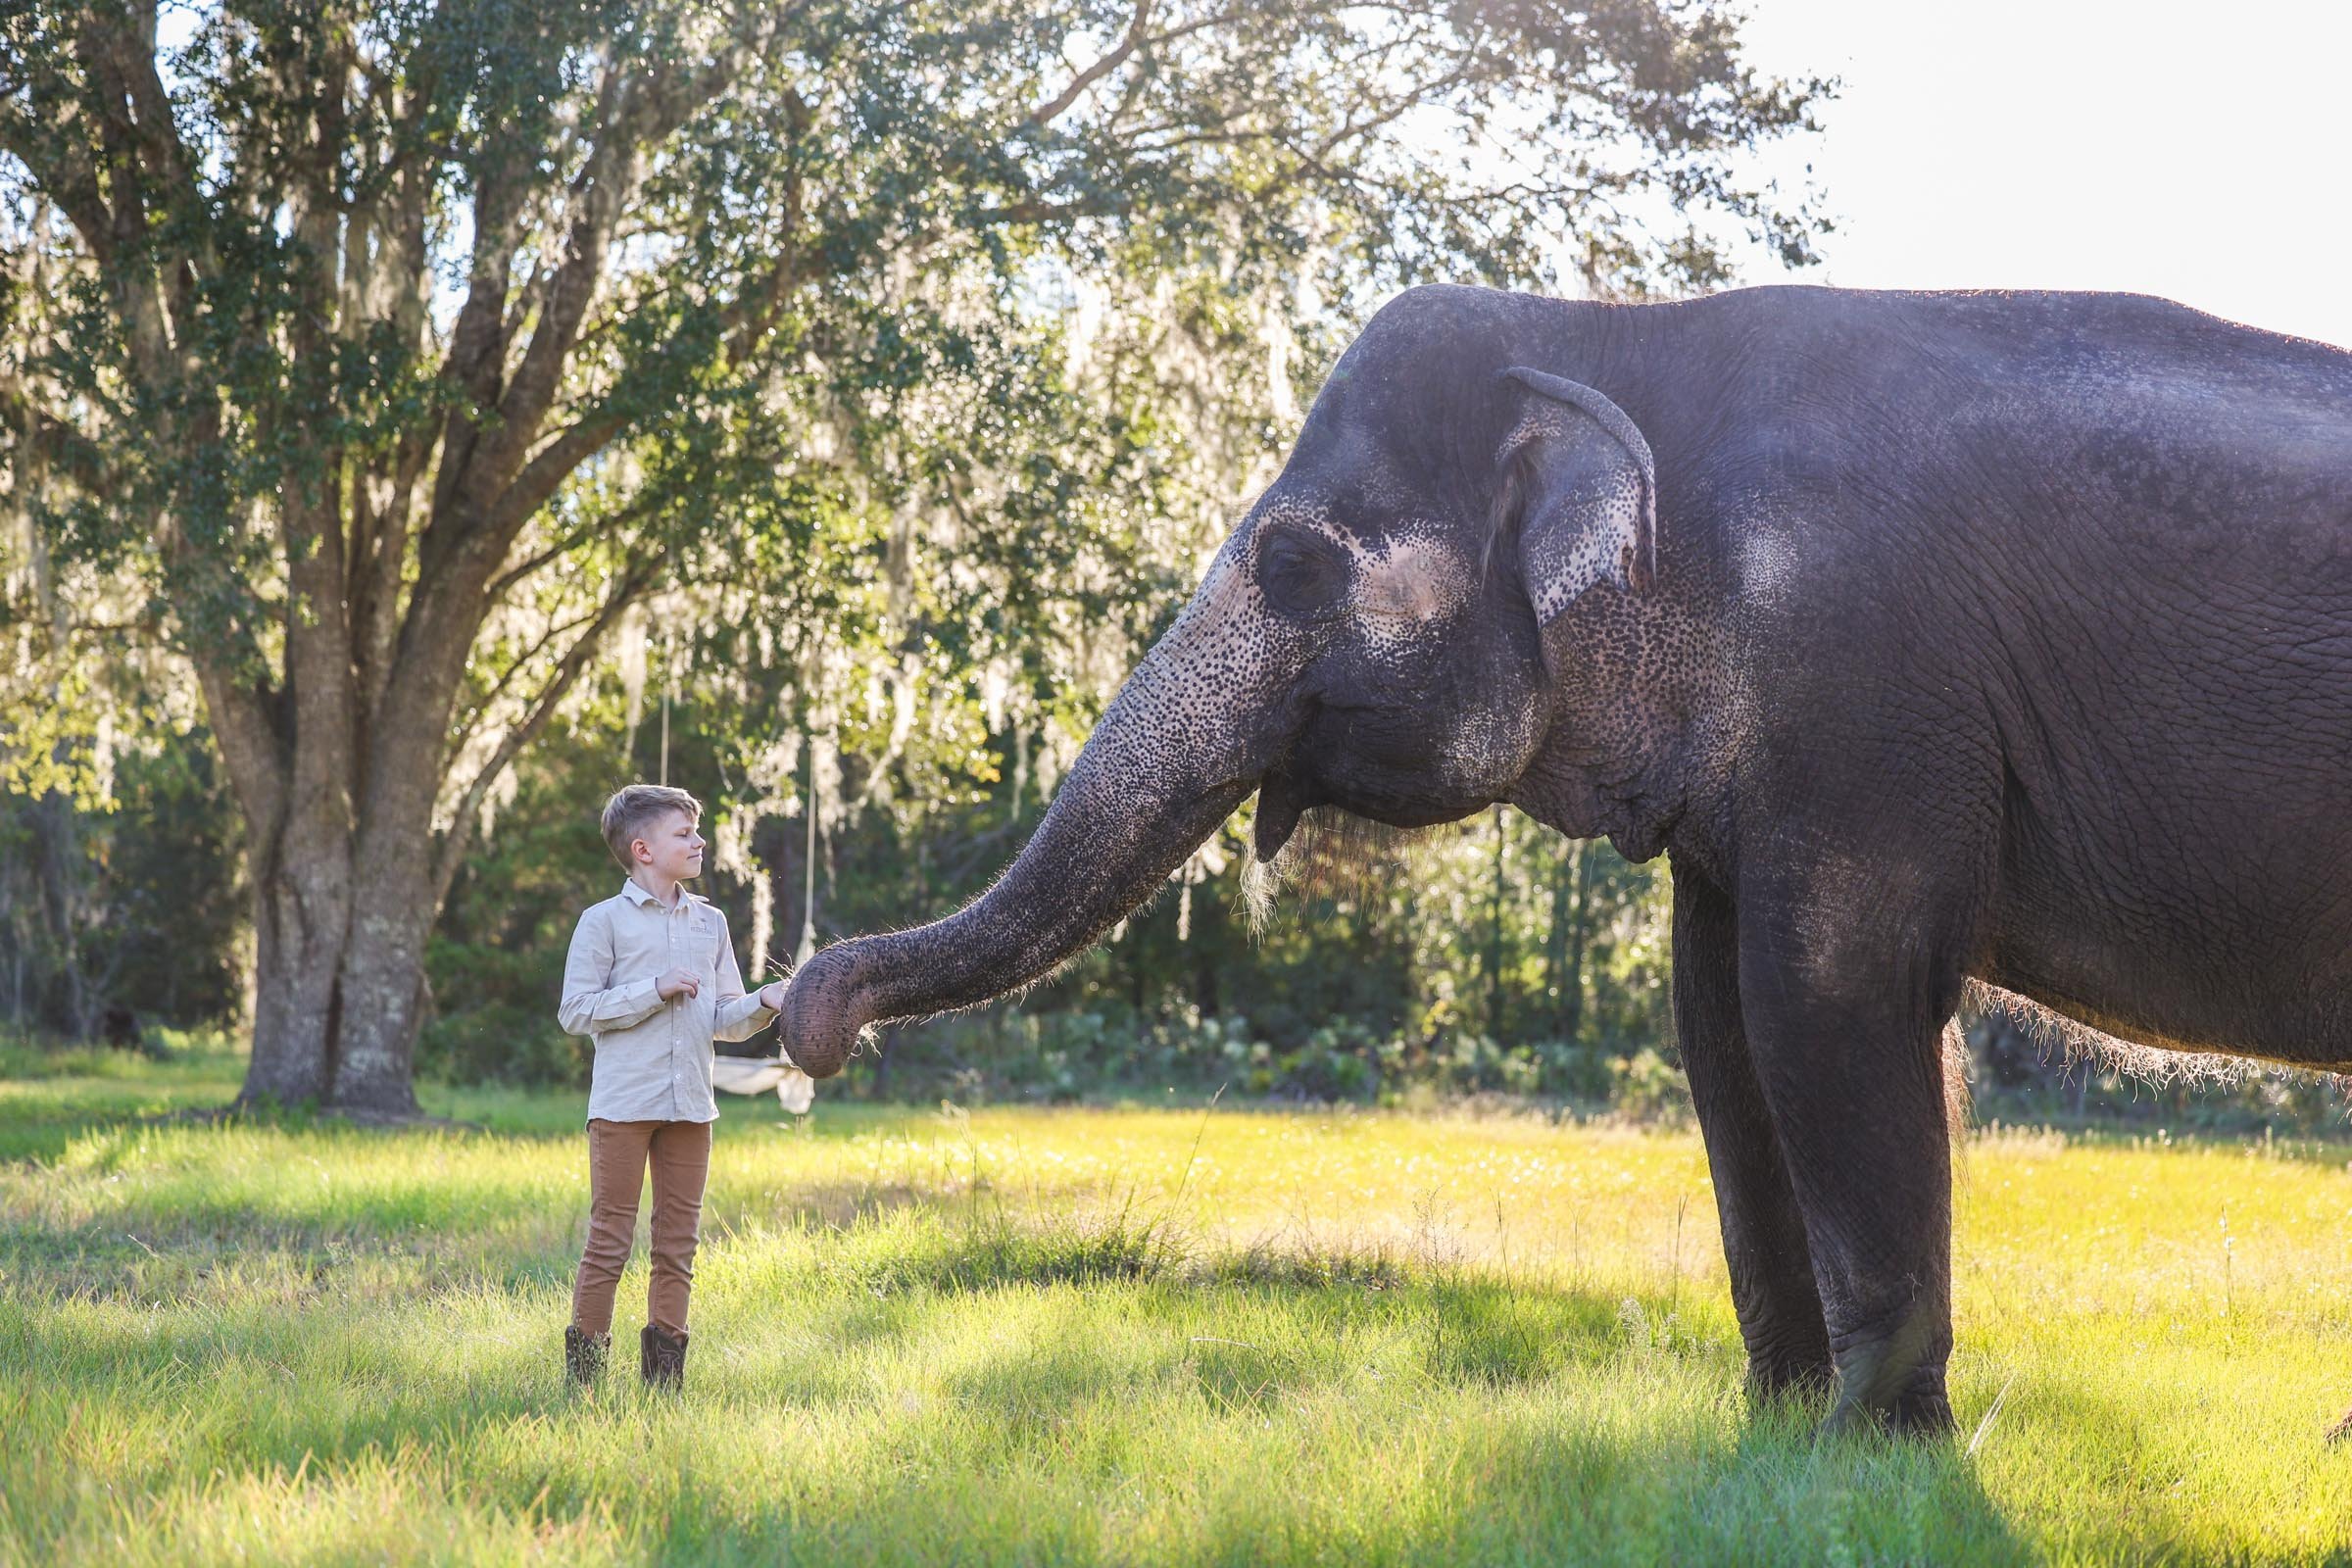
top-left (5, 1040), bottom-right (2352, 1565)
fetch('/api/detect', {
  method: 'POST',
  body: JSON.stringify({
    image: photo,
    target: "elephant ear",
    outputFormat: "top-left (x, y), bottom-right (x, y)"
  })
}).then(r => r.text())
top-left (1493, 367), bottom-right (1657, 624)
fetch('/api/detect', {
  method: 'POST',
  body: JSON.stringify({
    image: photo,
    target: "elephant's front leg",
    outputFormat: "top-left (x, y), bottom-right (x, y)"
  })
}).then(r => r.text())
top-left (1670, 861), bottom-right (1834, 1404)
top-left (1738, 877), bottom-right (1964, 1437)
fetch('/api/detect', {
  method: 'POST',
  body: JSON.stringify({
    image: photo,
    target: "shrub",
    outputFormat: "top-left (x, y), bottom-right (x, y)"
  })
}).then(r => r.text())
top-left (1607, 1047), bottom-right (1691, 1124)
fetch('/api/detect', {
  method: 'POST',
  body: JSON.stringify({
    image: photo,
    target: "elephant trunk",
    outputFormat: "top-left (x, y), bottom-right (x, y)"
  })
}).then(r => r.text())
top-left (778, 549), bottom-right (1277, 1076)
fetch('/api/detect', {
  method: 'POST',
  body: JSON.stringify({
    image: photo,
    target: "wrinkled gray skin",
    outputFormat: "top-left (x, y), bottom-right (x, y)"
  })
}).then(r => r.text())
top-left (782, 283), bottom-right (2352, 1436)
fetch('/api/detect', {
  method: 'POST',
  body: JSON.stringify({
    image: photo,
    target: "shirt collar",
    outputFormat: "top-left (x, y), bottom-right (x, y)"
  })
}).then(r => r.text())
top-left (618, 879), bottom-right (701, 914)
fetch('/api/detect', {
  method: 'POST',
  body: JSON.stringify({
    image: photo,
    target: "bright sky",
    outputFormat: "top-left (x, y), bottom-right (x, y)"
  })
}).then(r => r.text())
top-left (1726, 0), bottom-right (2352, 349)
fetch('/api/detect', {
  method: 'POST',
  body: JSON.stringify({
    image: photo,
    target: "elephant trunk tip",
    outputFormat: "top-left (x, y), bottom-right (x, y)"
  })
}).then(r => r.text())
top-left (777, 944), bottom-right (871, 1079)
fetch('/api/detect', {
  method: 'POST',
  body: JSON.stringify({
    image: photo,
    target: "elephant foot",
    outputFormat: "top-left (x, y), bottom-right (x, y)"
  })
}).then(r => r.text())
top-left (1819, 1311), bottom-right (1955, 1440)
top-left (1817, 1368), bottom-right (1954, 1440)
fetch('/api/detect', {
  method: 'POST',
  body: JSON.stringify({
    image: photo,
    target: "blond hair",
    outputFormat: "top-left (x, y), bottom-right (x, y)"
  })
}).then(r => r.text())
top-left (600, 784), bottom-right (702, 869)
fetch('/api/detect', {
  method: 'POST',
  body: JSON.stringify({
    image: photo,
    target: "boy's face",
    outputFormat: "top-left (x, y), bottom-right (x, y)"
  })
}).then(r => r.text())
top-left (632, 809), bottom-right (706, 883)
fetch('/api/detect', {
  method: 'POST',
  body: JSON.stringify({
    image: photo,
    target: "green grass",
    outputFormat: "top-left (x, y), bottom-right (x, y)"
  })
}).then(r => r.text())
top-left (5, 1040), bottom-right (2351, 1564)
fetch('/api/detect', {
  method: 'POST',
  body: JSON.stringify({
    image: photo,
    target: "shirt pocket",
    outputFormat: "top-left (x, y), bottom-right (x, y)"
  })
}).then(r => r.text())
top-left (695, 915), bottom-right (725, 979)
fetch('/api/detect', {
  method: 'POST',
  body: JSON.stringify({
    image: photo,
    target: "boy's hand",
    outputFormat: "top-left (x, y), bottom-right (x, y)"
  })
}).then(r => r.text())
top-left (656, 966), bottom-right (702, 1001)
top-left (759, 980), bottom-right (785, 1011)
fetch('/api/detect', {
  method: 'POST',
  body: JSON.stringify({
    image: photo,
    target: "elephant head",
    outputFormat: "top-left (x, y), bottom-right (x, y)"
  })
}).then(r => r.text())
top-left (778, 285), bottom-right (1678, 1076)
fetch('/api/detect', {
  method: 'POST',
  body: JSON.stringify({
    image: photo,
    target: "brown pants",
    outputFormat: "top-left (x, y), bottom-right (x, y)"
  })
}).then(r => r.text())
top-left (570, 1117), bottom-right (711, 1338)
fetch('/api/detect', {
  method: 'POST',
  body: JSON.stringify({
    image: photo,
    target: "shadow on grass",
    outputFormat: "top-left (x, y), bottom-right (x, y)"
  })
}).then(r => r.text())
top-left (624, 1344), bottom-right (2031, 1567)
top-left (3, 1259), bottom-right (2031, 1567)
top-left (0, 1080), bottom-right (253, 1165)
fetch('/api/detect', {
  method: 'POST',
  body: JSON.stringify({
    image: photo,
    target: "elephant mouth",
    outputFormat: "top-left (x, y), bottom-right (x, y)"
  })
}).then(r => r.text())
top-left (1254, 752), bottom-right (1484, 864)
top-left (1253, 766), bottom-right (1315, 862)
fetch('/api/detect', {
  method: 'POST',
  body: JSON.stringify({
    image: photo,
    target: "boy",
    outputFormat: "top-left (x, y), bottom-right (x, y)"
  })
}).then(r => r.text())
top-left (557, 783), bottom-right (783, 1391)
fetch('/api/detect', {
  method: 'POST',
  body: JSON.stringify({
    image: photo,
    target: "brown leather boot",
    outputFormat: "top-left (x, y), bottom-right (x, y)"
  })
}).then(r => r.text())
top-left (564, 1325), bottom-right (610, 1388)
top-left (641, 1323), bottom-right (689, 1390)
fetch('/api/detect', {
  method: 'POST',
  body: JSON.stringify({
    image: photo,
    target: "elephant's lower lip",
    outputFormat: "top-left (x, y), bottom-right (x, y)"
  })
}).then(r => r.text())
top-left (1254, 770), bottom-right (1310, 862)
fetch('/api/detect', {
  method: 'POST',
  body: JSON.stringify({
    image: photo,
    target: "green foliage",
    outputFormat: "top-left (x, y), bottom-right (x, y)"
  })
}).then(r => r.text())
top-left (0, 730), bottom-right (244, 1038)
top-left (1606, 1045), bottom-right (1691, 1125)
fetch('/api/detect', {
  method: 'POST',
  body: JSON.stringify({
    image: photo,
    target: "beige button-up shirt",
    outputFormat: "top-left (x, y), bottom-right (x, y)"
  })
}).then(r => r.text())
top-left (559, 879), bottom-right (776, 1125)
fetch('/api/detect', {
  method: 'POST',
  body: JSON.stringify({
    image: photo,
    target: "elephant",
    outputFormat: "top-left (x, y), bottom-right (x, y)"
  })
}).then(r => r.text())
top-left (777, 282), bottom-right (2352, 1435)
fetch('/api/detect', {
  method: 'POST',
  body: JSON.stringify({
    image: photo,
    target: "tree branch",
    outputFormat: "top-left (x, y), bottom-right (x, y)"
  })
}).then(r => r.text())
top-left (426, 157), bottom-right (526, 522)
top-left (438, 599), bottom-right (607, 767)
top-left (430, 563), bottom-right (659, 903)
top-left (1026, 0), bottom-right (1155, 128)
top-left (0, 381), bottom-right (111, 492)
top-left (483, 488), bottom-right (663, 605)
top-left (1025, 5), bottom-right (1253, 129)
top-left (1311, 58), bottom-right (1490, 163)
top-left (479, 406), bottom-right (632, 546)
top-left (715, 87), bottom-right (809, 367)
top-left (472, 51), bottom-right (741, 505)
top-left (0, 105), bottom-right (117, 267)
top-left (182, 629), bottom-right (290, 866)
top-left (72, 13), bottom-right (174, 374)
top-left (96, 0), bottom-right (214, 306)
top-left (973, 195), bottom-right (1125, 226)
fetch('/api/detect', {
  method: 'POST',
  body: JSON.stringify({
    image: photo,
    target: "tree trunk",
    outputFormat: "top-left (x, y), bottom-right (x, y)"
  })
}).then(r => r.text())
top-left (30, 789), bottom-right (93, 1036)
top-left (227, 610), bottom-right (463, 1118)
top-left (1543, 847), bottom-right (1572, 1036)
top-left (1552, 839), bottom-right (1593, 1045)
top-left (242, 832), bottom-right (352, 1107)
top-left (1486, 808), bottom-right (1507, 1037)
top-left (237, 776), bottom-right (438, 1117)
top-left (330, 858), bottom-right (435, 1117)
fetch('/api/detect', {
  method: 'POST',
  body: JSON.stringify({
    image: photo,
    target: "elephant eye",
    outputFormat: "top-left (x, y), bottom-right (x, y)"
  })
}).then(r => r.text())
top-left (1257, 527), bottom-right (1349, 619)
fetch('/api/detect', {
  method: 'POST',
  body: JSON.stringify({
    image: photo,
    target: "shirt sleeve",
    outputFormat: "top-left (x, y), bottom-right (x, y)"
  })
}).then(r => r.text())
top-left (710, 910), bottom-right (778, 1042)
top-left (557, 905), bottom-right (665, 1037)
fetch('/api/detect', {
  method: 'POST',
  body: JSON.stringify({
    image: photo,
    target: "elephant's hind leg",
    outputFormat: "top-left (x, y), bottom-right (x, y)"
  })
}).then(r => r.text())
top-left (1670, 859), bottom-right (1835, 1404)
